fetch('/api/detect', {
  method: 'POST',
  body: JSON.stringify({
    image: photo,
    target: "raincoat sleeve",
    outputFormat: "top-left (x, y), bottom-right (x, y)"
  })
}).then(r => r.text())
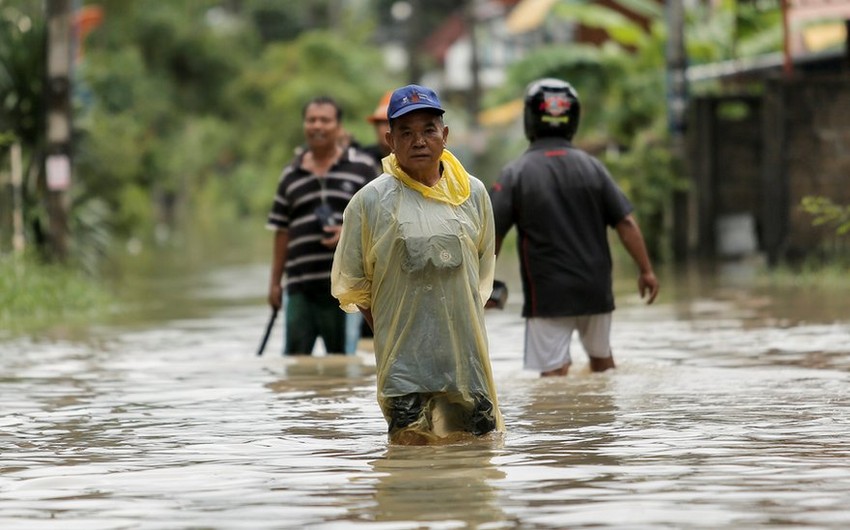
top-left (474, 178), bottom-right (496, 306)
top-left (331, 191), bottom-right (372, 313)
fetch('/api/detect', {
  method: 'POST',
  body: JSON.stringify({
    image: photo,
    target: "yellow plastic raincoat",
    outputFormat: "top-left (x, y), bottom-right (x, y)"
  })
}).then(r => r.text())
top-left (331, 149), bottom-right (504, 437)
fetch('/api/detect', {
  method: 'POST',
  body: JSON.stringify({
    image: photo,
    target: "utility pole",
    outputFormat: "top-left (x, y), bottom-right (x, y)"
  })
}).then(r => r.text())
top-left (11, 142), bottom-right (25, 253)
top-left (781, 0), bottom-right (793, 77)
top-left (466, 0), bottom-right (481, 128)
top-left (406, 0), bottom-right (423, 83)
top-left (45, 0), bottom-right (73, 261)
top-left (666, 0), bottom-right (688, 262)
top-left (466, 0), bottom-right (485, 165)
top-left (845, 19), bottom-right (850, 71)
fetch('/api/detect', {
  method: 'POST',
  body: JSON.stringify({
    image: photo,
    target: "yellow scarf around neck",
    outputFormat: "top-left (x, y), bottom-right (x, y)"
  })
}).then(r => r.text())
top-left (381, 149), bottom-right (471, 206)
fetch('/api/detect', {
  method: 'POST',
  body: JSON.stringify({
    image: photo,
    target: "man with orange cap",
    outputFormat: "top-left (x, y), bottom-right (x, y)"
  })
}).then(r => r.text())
top-left (361, 90), bottom-right (393, 167)
top-left (351, 90), bottom-right (394, 342)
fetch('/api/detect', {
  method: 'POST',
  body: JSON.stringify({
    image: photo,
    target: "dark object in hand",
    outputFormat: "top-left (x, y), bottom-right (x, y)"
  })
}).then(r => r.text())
top-left (256, 308), bottom-right (278, 356)
top-left (314, 203), bottom-right (336, 228)
top-left (487, 280), bottom-right (508, 309)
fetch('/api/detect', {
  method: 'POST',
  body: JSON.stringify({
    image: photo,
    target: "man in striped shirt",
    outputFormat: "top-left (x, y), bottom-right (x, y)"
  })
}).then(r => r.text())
top-left (266, 96), bottom-right (378, 355)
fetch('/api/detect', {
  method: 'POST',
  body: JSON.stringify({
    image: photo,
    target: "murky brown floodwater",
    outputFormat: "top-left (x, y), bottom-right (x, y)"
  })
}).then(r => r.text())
top-left (2, 249), bottom-right (849, 529)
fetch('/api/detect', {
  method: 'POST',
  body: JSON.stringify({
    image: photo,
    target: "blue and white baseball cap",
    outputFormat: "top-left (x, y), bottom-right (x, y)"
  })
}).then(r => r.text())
top-left (387, 84), bottom-right (445, 120)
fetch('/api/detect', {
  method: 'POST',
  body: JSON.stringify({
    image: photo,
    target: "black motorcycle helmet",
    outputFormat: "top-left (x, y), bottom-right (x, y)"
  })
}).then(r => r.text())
top-left (523, 78), bottom-right (581, 142)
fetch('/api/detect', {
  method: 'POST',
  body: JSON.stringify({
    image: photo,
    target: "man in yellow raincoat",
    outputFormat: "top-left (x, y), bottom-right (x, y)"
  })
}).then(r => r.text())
top-left (331, 84), bottom-right (504, 444)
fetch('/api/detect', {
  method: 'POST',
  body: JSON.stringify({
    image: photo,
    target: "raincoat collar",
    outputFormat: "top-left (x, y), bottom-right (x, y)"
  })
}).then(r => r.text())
top-left (381, 149), bottom-right (471, 206)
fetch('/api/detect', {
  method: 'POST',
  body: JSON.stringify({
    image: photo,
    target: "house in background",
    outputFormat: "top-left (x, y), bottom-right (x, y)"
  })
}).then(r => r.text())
top-left (410, 0), bottom-right (659, 128)
top-left (379, 1), bottom-right (850, 264)
top-left (684, 2), bottom-right (850, 264)
top-left (421, 0), bottom-right (572, 94)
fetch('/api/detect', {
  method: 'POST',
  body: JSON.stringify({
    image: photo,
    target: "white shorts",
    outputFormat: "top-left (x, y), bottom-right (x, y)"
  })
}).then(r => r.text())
top-left (524, 313), bottom-right (613, 372)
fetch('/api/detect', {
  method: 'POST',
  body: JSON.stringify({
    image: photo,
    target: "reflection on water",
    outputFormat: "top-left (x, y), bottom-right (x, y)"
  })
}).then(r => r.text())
top-left (365, 443), bottom-right (508, 527)
top-left (1, 257), bottom-right (849, 529)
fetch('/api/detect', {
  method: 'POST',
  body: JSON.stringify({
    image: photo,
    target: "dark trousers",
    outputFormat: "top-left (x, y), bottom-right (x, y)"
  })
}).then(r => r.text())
top-left (285, 291), bottom-right (347, 355)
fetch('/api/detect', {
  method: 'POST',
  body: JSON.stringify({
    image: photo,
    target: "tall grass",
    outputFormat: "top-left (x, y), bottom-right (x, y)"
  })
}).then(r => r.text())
top-left (757, 259), bottom-right (850, 289)
top-left (0, 254), bottom-right (113, 334)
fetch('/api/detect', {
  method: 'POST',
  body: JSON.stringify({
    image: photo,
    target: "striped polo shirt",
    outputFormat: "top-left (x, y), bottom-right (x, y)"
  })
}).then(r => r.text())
top-left (266, 147), bottom-right (378, 295)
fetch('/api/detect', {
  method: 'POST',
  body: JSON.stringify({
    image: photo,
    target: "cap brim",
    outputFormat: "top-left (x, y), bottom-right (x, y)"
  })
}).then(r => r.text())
top-left (388, 103), bottom-right (445, 120)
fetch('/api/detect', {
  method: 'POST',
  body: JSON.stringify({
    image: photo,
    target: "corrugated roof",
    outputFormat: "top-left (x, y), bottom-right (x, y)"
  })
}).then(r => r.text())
top-left (686, 48), bottom-right (845, 83)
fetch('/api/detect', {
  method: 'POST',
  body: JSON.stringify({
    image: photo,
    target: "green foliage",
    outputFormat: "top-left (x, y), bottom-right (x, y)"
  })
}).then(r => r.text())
top-left (73, 1), bottom-right (264, 241)
top-left (554, 1), bottom-right (656, 48)
top-left (0, 1), bottom-right (47, 255)
top-left (759, 257), bottom-right (850, 285)
top-left (485, 0), bottom-right (784, 261)
top-left (230, 30), bottom-right (394, 170)
top-left (491, 43), bottom-right (612, 137)
top-left (70, 196), bottom-right (112, 274)
top-left (603, 125), bottom-right (688, 261)
top-left (245, 0), bottom-right (380, 43)
top-left (0, 0), bottom-right (45, 148)
top-left (685, 0), bottom-right (783, 64)
top-left (0, 131), bottom-right (15, 147)
top-left (0, 253), bottom-right (113, 332)
top-left (4, 0), bottom-right (787, 269)
top-left (491, 2), bottom-right (677, 259)
top-left (69, 3), bottom-right (396, 248)
top-left (496, 3), bottom-right (671, 144)
top-left (801, 196), bottom-right (850, 236)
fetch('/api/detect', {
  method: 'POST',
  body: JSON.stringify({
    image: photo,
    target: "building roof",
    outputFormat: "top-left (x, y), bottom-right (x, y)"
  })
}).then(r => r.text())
top-left (687, 48), bottom-right (847, 84)
top-left (505, 0), bottom-right (559, 34)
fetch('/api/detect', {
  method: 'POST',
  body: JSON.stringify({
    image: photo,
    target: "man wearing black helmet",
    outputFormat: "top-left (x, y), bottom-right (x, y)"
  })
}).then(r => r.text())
top-left (489, 78), bottom-right (659, 377)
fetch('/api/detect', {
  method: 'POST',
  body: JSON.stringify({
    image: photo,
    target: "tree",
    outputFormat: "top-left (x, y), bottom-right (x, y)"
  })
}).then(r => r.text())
top-left (0, 0), bottom-right (48, 253)
top-left (801, 196), bottom-right (850, 237)
top-left (74, 1), bottom-right (396, 244)
top-left (482, 0), bottom-right (785, 260)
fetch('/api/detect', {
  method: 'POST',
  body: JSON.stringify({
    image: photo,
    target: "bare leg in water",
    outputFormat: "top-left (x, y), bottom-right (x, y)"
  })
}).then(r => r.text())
top-left (541, 356), bottom-right (615, 376)
top-left (541, 363), bottom-right (570, 377)
top-left (589, 356), bottom-right (615, 372)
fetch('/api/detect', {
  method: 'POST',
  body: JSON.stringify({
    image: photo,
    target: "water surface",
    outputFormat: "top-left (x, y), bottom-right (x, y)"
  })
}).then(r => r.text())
top-left (2, 257), bottom-right (849, 529)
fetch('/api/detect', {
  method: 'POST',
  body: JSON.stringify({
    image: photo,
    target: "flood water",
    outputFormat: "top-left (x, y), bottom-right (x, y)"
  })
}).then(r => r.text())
top-left (2, 241), bottom-right (850, 529)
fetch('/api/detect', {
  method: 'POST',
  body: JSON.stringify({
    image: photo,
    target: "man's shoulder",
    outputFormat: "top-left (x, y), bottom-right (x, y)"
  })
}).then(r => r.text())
top-left (498, 152), bottom-right (533, 181)
top-left (278, 152), bottom-right (306, 182)
top-left (349, 174), bottom-right (392, 206)
top-left (363, 173), bottom-right (393, 191)
top-left (520, 140), bottom-right (601, 168)
top-left (468, 174), bottom-right (487, 193)
top-left (468, 176), bottom-right (493, 208)
top-left (343, 146), bottom-right (381, 175)
top-left (360, 144), bottom-right (385, 166)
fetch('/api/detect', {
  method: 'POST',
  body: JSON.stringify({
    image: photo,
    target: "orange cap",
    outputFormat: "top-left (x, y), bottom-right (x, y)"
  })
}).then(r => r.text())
top-left (366, 90), bottom-right (392, 123)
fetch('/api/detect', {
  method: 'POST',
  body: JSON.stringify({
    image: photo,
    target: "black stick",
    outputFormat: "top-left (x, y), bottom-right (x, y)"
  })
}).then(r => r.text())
top-left (256, 308), bottom-right (278, 356)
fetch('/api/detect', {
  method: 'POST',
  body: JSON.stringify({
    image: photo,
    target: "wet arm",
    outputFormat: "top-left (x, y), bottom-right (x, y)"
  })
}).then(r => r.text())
top-left (614, 214), bottom-right (659, 304)
top-left (268, 230), bottom-right (289, 310)
top-left (358, 306), bottom-right (373, 332)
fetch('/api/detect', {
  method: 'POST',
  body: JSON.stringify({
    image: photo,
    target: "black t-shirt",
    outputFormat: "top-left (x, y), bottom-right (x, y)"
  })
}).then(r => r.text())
top-left (361, 144), bottom-right (387, 168)
top-left (490, 137), bottom-right (633, 317)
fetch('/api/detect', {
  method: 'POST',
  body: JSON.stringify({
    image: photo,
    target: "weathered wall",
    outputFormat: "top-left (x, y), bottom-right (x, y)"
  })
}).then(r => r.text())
top-left (689, 96), bottom-right (763, 258)
top-left (688, 75), bottom-right (850, 263)
top-left (779, 77), bottom-right (850, 259)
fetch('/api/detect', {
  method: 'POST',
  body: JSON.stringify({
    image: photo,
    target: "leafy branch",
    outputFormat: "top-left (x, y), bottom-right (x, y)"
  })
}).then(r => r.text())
top-left (800, 196), bottom-right (850, 236)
